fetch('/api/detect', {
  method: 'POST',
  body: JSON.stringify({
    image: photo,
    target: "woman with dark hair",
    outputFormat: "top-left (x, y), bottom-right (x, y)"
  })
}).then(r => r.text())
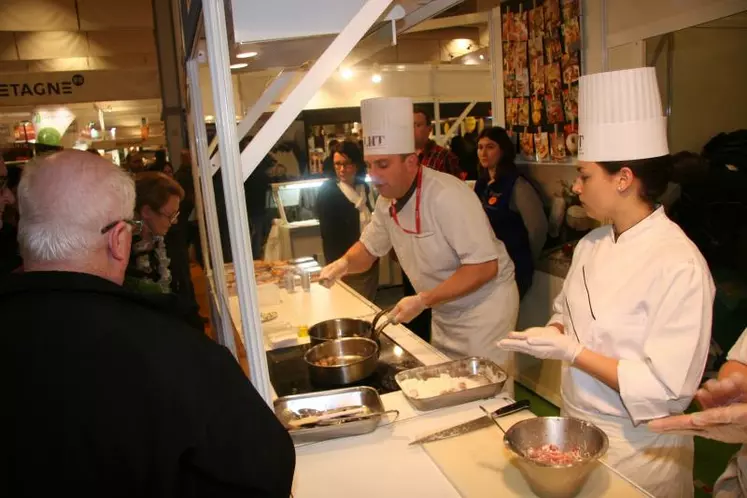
top-left (316, 141), bottom-right (378, 300)
top-left (474, 126), bottom-right (547, 298)
top-left (499, 68), bottom-right (715, 497)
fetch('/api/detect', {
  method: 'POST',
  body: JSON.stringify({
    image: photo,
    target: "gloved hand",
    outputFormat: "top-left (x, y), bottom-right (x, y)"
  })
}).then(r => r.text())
top-left (497, 326), bottom-right (584, 363)
top-left (648, 403), bottom-right (747, 444)
top-left (696, 372), bottom-right (747, 409)
top-left (389, 293), bottom-right (428, 325)
top-left (318, 257), bottom-right (349, 288)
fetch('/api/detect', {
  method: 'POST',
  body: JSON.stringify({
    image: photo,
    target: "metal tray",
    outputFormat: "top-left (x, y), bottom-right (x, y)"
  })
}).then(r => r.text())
top-left (395, 356), bottom-right (507, 411)
top-left (274, 386), bottom-right (394, 444)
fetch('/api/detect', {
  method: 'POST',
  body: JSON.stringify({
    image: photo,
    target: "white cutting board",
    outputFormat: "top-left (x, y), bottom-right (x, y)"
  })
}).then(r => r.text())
top-left (423, 411), bottom-right (652, 498)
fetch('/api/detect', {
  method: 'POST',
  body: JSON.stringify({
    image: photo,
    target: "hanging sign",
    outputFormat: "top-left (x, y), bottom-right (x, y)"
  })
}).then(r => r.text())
top-left (0, 70), bottom-right (160, 106)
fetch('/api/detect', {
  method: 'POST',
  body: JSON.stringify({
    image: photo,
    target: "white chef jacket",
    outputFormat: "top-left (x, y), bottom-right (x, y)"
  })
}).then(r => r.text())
top-left (361, 167), bottom-right (515, 314)
top-left (360, 167), bottom-right (519, 366)
top-left (714, 328), bottom-right (747, 498)
top-left (551, 207), bottom-right (715, 423)
top-left (551, 207), bottom-right (714, 498)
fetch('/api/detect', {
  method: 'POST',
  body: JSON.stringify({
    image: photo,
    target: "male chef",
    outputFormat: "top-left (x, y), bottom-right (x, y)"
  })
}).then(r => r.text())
top-left (320, 96), bottom-right (520, 379)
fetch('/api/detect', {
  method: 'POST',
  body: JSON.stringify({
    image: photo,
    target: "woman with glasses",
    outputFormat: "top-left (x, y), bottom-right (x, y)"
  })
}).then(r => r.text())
top-left (125, 172), bottom-right (184, 295)
top-left (315, 141), bottom-right (378, 300)
top-left (498, 68), bottom-right (715, 497)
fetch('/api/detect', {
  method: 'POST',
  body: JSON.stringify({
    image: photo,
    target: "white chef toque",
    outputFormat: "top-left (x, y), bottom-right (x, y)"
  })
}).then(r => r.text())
top-left (360, 97), bottom-right (415, 155)
top-left (578, 67), bottom-right (668, 162)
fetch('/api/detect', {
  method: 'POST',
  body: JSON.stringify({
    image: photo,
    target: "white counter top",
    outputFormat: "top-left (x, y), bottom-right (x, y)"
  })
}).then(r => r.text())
top-left (226, 282), bottom-right (649, 498)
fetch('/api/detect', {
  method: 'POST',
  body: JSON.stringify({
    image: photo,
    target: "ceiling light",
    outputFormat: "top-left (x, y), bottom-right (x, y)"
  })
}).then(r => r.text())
top-left (230, 62), bottom-right (248, 70)
top-left (340, 68), bottom-right (353, 80)
top-left (396, 65), bottom-right (406, 71)
top-left (372, 73), bottom-right (382, 83)
top-left (479, 54), bottom-right (485, 60)
top-left (205, 115), bottom-right (215, 122)
top-left (237, 51), bottom-right (258, 59)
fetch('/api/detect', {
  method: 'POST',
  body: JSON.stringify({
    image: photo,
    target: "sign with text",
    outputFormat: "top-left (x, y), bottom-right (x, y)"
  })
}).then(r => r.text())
top-left (0, 70), bottom-right (160, 106)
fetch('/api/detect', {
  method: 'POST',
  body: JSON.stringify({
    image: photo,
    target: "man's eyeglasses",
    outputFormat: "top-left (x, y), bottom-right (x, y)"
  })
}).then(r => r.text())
top-left (101, 219), bottom-right (143, 236)
top-left (159, 210), bottom-right (180, 224)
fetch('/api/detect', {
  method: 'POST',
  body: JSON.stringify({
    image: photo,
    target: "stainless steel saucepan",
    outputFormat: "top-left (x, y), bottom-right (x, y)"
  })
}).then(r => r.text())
top-left (304, 337), bottom-right (380, 385)
top-left (308, 308), bottom-right (391, 347)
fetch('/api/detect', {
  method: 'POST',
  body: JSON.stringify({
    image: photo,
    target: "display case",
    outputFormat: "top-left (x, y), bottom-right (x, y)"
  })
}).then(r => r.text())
top-left (268, 177), bottom-right (402, 287)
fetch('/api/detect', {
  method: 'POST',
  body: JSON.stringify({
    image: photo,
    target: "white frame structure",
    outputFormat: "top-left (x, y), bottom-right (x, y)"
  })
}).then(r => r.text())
top-left (184, 0), bottom-right (463, 405)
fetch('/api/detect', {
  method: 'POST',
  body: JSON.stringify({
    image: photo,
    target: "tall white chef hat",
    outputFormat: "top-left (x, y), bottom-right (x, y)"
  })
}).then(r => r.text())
top-left (360, 97), bottom-right (415, 155)
top-left (578, 67), bottom-right (668, 162)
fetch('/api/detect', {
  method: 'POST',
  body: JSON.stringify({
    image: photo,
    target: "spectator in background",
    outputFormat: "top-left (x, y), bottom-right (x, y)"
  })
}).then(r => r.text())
top-left (126, 172), bottom-right (184, 295)
top-left (0, 150), bottom-right (296, 497)
top-left (413, 105), bottom-right (463, 178)
top-left (322, 139), bottom-right (340, 178)
top-left (316, 141), bottom-right (378, 300)
top-left (474, 126), bottom-right (547, 299)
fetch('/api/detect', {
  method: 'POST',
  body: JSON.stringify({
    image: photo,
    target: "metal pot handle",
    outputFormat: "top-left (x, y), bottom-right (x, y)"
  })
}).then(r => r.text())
top-left (371, 307), bottom-right (393, 343)
top-left (378, 409), bottom-right (400, 427)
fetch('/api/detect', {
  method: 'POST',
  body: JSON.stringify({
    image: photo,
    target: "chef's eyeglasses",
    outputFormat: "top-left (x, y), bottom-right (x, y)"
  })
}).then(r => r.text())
top-left (100, 219), bottom-right (143, 236)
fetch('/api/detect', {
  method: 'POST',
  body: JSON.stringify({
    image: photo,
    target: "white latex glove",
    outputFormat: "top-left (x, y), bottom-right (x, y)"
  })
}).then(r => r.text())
top-left (497, 326), bottom-right (584, 362)
top-left (696, 372), bottom-right (747, 409)
top-left (648, 403), bottom-right (747, 444)
top-left (318, 257), bottom-right (349, 288)
top-left (389, 294), bottom-right (428, 325)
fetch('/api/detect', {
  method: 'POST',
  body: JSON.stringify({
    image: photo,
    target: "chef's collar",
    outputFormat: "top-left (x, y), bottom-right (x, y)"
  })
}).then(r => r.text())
top-left (393, 172), bottom-right (419, 214)
top-left (613, 206), bottom-right (665, 244)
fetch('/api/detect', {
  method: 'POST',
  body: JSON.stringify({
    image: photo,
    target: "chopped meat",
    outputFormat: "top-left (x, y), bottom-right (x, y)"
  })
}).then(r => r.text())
top-left (525, 444), bottom-right (585, 465)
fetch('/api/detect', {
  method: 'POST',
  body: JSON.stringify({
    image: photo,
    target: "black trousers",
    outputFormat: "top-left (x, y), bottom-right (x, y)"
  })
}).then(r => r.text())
top-left (401, 270), bottom-right (431, 343)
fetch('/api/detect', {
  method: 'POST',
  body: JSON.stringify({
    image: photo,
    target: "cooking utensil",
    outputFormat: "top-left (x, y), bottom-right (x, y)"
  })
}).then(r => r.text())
top-left (308, 308), bottom-right (391, 347)
top-left (305, 337), bottom-right (379, 385)
top-left (274, 386), bottom-right (391, 444)
top-left (480, 405), bottom-right (506, 433)
top-left (409, 399), bottom-right (530, 445)
top-left (503, 416), bottom-right (609, 498)
top-left (396, 357), bottom-right (508, 411)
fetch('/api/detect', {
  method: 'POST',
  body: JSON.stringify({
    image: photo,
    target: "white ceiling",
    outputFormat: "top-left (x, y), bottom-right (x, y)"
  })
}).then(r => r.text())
top-left (0, 0), bottom-right (160, 133)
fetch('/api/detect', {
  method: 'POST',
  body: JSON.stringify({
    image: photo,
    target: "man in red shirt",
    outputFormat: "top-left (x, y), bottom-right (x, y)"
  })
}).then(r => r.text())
top-left (413, 106), bottom-right (464, 179)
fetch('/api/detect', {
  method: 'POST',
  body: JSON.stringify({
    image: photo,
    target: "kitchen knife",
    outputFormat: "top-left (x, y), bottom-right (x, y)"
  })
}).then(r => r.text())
top-left (409, 399), bottom-right (530, 445)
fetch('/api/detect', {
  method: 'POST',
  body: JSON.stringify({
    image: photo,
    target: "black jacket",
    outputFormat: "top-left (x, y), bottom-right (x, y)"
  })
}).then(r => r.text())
top-left (316, 180), bottom-right (372, 263)
top-left (0, 271), bottom-right (295, 498)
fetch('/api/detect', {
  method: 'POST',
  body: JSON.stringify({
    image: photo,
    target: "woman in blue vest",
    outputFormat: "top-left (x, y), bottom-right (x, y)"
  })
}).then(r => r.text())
top-left (474, 127), bottom-right (547, 298)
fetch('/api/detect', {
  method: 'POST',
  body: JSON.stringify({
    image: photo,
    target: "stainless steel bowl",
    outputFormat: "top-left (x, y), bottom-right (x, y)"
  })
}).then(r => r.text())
top-left (304, 337), bottom-right (379, 385)
top-left (503, 416), bottom-right (609, 498)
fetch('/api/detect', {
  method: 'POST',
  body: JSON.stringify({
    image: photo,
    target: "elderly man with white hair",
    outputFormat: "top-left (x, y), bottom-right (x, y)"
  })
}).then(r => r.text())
top-left (0, 151), bottom-right (295, 498)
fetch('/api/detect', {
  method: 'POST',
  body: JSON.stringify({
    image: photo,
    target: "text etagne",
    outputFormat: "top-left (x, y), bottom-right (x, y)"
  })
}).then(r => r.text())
top-left (0, 74), bottom-right (85, 98)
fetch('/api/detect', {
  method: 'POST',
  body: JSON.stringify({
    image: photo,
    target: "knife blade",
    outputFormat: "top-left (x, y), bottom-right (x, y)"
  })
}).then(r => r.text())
top-left (409, 399), bottom-right (531, 445)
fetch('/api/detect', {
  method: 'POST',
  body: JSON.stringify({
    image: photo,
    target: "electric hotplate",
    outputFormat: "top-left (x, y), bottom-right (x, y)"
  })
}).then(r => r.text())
top-left (267, 333), bottom-right (423, 397)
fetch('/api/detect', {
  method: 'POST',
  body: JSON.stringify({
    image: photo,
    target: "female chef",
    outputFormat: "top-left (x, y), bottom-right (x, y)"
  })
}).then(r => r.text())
top-left (498, 67), bottom-right (715, 498)
top-left (320, 97), bottom-right (520, 385)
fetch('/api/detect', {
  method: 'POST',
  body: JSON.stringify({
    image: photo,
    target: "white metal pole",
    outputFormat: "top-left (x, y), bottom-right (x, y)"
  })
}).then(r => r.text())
top-left (488, 5), bottom-right (505, 127)
top-left (442, 101), bottom-right (476, 144)
top-left (185, 120), bottom-right (212, 275)
top-left (186, 59), bottom-right (238, 358)
top-left (239, 0), bottom-right (396, 182)
top-left (209, 70), bottom-right (297, 177)
top-left (203, 0), bottom-right (272, 403)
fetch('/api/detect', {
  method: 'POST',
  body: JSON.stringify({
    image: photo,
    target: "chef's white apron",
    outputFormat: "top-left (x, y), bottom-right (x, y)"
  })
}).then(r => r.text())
top-left (562, 402), bottom-right (694, 498)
